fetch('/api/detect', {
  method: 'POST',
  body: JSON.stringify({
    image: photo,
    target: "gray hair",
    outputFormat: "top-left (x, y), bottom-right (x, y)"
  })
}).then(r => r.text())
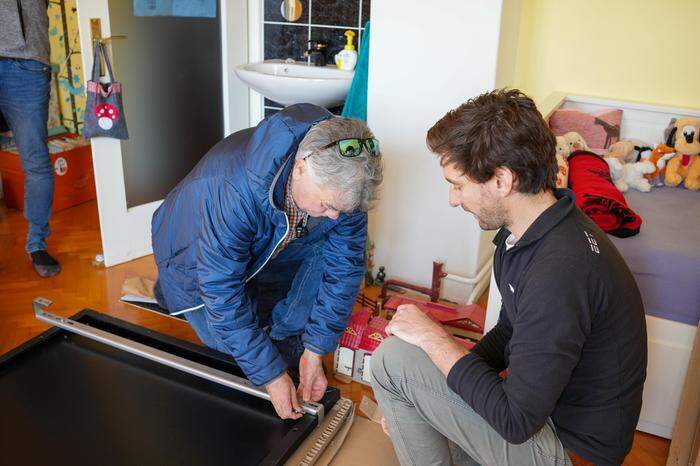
top-left (296, 117), bottom-right (383, 212)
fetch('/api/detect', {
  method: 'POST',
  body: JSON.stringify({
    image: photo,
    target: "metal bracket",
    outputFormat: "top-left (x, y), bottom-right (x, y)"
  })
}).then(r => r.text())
top-left (32, 298), bottom-right (324, 421)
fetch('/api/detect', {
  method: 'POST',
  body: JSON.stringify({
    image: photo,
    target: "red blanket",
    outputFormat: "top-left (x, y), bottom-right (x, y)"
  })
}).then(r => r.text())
top-left (567, 150), bottom-right (642, 237)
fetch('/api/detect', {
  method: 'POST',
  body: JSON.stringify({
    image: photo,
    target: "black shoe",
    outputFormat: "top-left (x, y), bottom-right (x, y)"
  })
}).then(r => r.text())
top-left (29, 250), bottom-right (61, 278)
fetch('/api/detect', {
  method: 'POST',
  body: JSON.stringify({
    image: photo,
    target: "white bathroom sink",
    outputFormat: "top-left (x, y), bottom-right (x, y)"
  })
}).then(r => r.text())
top-left (234, 60), bottom-right (354, 108)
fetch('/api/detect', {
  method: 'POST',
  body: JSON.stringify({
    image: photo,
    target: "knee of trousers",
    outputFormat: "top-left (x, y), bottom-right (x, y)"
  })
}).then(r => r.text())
top-left (22, 159), bottom-right (54, 178)
top-left (371, 336), bottom-right (428, 387)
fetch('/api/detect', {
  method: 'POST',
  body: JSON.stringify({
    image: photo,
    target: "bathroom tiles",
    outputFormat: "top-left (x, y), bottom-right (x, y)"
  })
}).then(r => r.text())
top-left (265, 107), bottom-right (280, 118)
top-left (265, 104), bottom-right (344, 118)
top-left (361, 0), bottom-right (370, 26)
top-left (311, 0), bottom-right (359, 27)
top-left (263, 23), bottom-right (309, 62)
top-left (265, 98), bottom-right (285, 108)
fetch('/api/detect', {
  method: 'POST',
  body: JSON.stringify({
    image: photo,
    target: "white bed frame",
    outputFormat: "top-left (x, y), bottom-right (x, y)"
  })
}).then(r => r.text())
top-left (484, 93), bottom-right (700, 439)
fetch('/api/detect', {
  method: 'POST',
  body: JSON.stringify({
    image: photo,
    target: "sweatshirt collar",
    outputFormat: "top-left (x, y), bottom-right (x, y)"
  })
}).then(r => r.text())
top-left (493, 189), bottom-right (576, 250)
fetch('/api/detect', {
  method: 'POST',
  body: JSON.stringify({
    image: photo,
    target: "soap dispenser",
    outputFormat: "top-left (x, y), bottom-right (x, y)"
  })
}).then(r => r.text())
top-left (335, 30), bottom-right (358, 71)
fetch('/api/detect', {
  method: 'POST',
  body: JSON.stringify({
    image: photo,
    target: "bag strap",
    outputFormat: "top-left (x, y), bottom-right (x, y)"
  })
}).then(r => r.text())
top-left (100, 41), bottom-right (117, 82)
top-left (90, 39), bottom-right (116, 83)
top-left (91, 39), bottom-right (101, 82)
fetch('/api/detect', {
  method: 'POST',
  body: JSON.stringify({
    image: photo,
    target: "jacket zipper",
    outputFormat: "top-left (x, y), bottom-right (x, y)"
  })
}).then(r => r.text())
top-left (171, 213), bottom-right (289, 316)
top-left (174, 153), bottom-right (292, 315)
top-left (245, 212), bottom-right (289, 283)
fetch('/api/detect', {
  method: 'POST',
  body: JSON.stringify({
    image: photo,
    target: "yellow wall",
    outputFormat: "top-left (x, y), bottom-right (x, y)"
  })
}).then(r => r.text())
top-left (48, 0), bottom-right (85, 133)
top-left (514, 0), bottom-right (700, 110)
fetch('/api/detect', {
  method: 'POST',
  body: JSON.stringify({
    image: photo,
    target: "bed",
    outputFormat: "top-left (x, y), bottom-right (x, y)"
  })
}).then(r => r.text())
top-left (485, 93), bottom-right (700, 439)
top-left (608, 187), bottom-right (699, 328)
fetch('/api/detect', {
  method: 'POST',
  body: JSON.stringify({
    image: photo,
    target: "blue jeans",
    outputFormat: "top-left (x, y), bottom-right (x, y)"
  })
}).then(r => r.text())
top-left (185, 235), bottom-right (326, 364)
top-left (0, 58), bottom-right (53, 252)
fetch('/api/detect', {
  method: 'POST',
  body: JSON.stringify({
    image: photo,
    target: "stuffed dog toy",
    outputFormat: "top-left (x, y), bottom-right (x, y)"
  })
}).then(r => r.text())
top-left (664, 117), bottom-right (700, 190)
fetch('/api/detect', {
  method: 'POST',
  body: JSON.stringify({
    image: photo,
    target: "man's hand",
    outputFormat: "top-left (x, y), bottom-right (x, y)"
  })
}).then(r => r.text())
top-left (386, 304), bottom-right (469, 377)
top-left (297, 349), bottom-right (328, 402)
top-left (385, 304), bottom-right (449, 349)
top-left (266, 373), bottom-right (303, 420)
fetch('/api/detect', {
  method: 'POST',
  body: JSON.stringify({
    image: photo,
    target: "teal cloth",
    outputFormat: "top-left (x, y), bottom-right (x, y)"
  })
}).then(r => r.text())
top-left (341, 22), bottom-right (370, 121)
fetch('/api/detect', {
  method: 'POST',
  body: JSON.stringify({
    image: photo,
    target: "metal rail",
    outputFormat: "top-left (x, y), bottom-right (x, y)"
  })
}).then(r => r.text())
top-left (32, 298), bottom-right (324, 421)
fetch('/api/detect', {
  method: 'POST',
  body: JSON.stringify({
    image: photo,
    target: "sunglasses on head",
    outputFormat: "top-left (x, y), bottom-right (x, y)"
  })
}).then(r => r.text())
top-left (321, 138), bottom-right (381, 158)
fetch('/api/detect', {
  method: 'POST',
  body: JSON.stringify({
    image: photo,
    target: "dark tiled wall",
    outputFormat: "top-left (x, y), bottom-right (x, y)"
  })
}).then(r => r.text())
top-left (262, 0), bottom-right (370, 115)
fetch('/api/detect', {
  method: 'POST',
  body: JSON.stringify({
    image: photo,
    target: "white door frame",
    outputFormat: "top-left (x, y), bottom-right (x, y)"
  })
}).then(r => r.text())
top-left (75, 0), bottom-right (252, 266)
top-left (247, 0), bottom-right (264, 125)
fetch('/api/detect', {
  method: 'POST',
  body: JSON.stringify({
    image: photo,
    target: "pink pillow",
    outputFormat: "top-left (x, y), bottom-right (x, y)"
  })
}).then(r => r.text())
top-left (549, 108), bottom-right (623, 151)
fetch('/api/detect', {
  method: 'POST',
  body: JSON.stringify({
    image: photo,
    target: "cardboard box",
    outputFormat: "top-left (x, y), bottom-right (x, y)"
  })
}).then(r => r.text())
top-left (355, 316), bottom-right (389, 385)
top-left (0, 134), bottom-right (95, 213)
top-left (335, 297), bottom-right (483, 386)
top-left (334, 308), bottom-right (373, 379)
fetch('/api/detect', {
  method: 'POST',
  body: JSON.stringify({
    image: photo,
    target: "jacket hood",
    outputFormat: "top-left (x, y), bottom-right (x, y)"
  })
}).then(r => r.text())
top-left (243, 104), bottom-right (333, 211)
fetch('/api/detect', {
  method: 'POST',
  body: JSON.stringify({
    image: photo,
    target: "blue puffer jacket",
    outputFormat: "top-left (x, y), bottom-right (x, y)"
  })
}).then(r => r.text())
top-left (151, 104), bottom-right (367, 386)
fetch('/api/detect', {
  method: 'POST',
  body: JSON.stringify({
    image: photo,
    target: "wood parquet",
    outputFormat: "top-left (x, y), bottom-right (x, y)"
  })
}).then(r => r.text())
top-left (0, 200), bottom-right (670, 466)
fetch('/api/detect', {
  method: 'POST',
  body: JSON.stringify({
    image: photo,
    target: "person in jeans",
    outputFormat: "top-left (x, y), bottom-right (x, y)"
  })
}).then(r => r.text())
top-left (152, 105), bottom-right (383, 420)
top-left (0, 0), bottom-right (60, 277)
top-left (371, 89), bottom-right (646, 466)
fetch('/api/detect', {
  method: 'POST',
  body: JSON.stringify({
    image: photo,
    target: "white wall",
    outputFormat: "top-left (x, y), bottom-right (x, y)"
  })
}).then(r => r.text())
top-left (367, 0), bottom-right (520, 302)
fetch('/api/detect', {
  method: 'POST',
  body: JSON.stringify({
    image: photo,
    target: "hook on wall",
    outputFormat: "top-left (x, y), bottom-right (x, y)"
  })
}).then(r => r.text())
top-left (89, 18), bottom-right (127, 76)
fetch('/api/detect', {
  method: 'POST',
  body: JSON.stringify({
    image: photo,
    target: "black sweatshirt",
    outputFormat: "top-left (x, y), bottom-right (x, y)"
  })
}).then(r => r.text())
top-left (447, 189), bottom-right (647, 466)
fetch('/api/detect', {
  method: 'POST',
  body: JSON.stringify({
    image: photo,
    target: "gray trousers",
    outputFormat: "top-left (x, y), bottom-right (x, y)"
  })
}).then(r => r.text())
top-left (370, 337), bottom-right (573, 466)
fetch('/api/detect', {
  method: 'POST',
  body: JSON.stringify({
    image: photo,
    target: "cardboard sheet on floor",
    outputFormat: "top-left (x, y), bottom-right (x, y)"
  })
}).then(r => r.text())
top-left (120, 276), bottom-right (185, 320)
top-left (326, 416), bottom-right (399, 465)
top-left (285, 405), bottom-right (399, 466)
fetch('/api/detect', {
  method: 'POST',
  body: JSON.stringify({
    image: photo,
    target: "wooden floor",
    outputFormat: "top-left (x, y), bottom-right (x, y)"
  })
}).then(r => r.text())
top-left (0, 200), bottom-right (670, 465)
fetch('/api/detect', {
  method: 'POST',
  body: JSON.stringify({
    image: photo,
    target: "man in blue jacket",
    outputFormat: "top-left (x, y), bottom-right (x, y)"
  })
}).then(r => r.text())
top-left (151, 104), bottom-right (382, 419)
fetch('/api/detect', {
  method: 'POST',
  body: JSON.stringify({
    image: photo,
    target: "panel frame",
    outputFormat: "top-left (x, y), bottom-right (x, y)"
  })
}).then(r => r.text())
top-left (0, 308), bottom-right (340, 465)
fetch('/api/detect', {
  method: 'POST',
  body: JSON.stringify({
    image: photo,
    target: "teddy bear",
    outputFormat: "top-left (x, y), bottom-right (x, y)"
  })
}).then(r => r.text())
top-left (555, 135), bottom-right (571, 188)
top-left (606, 140), bottom-right (636, 163)
top-left (605, 140), bottom-right (652, 164)
top-left (564, 131), bottom-right (589, 152)
top-left (604, 156), bottom-right (656, 192)
top-left (663, 117), bottom-right (700, 190)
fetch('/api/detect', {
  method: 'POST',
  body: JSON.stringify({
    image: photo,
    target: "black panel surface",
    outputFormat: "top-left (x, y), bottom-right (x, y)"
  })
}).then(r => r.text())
top-left (0, 311), bottom-right (338, 466)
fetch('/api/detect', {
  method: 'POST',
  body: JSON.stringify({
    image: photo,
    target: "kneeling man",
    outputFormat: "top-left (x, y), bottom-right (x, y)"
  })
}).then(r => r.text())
top-left (152, 104), bottom-right (382, 419)
top-left (371, 90), bottom-right (646, 466)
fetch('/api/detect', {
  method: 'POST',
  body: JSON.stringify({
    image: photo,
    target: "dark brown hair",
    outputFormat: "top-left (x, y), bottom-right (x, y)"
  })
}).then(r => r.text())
top-left (426, 89), bottom-right (557, 194)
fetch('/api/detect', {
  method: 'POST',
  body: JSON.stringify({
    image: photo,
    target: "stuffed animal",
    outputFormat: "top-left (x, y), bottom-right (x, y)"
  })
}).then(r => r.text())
top-left (643, 144), bottom-right (676, 186)
top-left (606, 140), bottom-right (636, 163)
top-left (555, 135), bottom-right (570, 188)
top-left (604, 157), bottom-right (656, 192)
top-left (606, 140), bottom-right (652, 164)
top-left (663, 117), bottom-right (700, 190)
top-left (564, 131), bottom-right (589, 152)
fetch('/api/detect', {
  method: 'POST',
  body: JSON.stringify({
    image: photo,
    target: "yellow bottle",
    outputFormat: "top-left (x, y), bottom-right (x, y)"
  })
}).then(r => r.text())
top-left (334, 30), bottom-right (358, 71)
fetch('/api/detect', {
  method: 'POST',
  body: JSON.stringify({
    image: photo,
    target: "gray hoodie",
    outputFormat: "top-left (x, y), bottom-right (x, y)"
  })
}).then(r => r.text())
top-left (0, 0), bottom-right (50, 65)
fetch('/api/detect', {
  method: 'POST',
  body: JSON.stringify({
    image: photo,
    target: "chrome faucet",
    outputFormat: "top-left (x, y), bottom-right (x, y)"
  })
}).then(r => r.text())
top-left (305, 40), bottom-right (328, 66)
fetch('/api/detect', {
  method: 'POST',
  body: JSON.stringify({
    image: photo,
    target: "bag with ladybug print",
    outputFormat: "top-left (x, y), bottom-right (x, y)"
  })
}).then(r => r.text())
top-left (83, 39), bottom-right (129, 140)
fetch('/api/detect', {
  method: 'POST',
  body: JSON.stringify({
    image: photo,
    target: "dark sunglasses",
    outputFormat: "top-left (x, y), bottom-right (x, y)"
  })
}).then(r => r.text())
top-left (321, 138), bottom-right (381, 158)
